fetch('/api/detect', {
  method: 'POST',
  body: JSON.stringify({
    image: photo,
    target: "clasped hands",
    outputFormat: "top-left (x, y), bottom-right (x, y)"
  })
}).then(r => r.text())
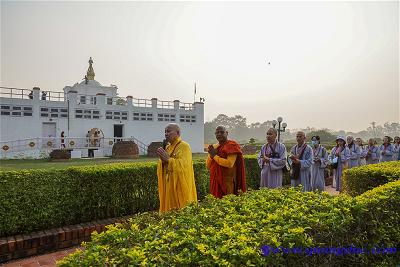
top-left (262, 155), bottom-right (270, 163)
top-left (157, 147), bottom-right (170, 163)
top-left (289, 155), bottom-right (300, 164)
top-left (208, 145), bottom-right (217, 158)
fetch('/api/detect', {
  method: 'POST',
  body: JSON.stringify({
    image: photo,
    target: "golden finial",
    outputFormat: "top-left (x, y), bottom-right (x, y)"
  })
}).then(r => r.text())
top-left (86, 57), bottom-right (95, 80)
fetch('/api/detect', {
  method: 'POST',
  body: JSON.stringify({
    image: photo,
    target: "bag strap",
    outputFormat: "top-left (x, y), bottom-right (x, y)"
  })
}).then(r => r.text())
top-left (296, 144), bottom-right (307, 160)
top-left (265, 143), bottom-right (278, 154)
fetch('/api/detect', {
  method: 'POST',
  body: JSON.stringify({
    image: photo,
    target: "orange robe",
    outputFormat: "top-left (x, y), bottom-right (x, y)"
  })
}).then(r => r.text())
top-left (207, 140), bottom-right (246, 198)
top-left (157, 137), bottom-right (197, 213)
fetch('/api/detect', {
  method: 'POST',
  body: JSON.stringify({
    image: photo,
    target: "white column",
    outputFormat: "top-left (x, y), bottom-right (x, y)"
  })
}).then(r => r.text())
top-left (96, 93), bottom-right (106, 121)
top-left (32, 87), bottom-right (40, 101)
top-left (126, 96), bottom-right (133, 121)
top-left (173, 100), bottom-right (180, 110)
top-left (32, 87), bottom-right (41, 119)
top-left (96, 93), bottom-right (106, 108)
top-left (151, 98), bottom-right (157, 108)
top-left (126, 96), bottom-right (133, 107)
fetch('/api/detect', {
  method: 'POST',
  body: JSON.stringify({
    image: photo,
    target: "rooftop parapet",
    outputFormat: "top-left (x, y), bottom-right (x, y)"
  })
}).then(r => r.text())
top-left (0, 86), bottom-right (196, 111)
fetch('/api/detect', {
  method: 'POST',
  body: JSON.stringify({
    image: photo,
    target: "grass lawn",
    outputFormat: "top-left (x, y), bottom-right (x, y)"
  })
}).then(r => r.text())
top-left (0, 153), bottom-right (208, 171)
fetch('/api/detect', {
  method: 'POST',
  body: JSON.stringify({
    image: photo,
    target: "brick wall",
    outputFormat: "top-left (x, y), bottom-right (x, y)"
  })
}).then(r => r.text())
top-left (0, 215), bottom-right (131, 264)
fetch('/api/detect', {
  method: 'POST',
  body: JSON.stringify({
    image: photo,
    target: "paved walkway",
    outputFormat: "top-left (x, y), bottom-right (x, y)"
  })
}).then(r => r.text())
top-left (325, 185), bottom-right (340, 196)
top-left (2, 247), bottom-right (78, 267)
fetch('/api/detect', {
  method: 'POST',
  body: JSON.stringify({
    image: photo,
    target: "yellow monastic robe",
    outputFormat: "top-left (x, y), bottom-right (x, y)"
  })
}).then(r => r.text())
top-left (157, 137), bottom-right (198, 213)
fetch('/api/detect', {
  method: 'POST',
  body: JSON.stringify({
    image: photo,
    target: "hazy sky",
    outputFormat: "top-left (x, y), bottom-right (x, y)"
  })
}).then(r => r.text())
top-left (1, 1), bottom-right (399, 132)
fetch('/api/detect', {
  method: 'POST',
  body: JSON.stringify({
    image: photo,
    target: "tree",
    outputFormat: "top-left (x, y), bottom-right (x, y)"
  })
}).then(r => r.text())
top-left (204, 114), bottom-right (398, 145)
top-left (116, 98), bottom-right (126, 106)
top-left (304, 129), bottom-right (336, 143)
top-left (204, 121), bottom-right (217, 144)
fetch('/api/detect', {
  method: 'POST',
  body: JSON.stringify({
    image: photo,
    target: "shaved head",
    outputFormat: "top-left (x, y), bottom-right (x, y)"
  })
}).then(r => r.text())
top-left (165, 123), bottom-right (181, 143)
top-left (297, 131), bottom-right (305, 137)
top-left (216, 125), bottom-right (227, 132)
top-left (266, 128), bottom-right (278, 144)
top-left (215, 125), bottom-right (228, 144)
top-left (267, 128), bottom-right (278, 135)
top-left (296, 131), bottom-right (306, 145)
top-left (166, 123), bottom-right (180, 132)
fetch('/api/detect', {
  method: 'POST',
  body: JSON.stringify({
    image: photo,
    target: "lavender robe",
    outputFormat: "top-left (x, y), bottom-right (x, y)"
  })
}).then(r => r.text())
top-left (358, 145), bottom-right (367, 166)
top-left (290, 144), bottom-right (313, 192)
top-left (329, 146), bottom-right (350, 191)
top-left (347, 143), bottom-right (361, 169)
top-left (258, 142), bottom-right (287, 188)
top-left (310, 145), bottom-right (328, 192)
top-left (393, 144), bottom-right (400, 161)
top-left (365, 145), bottom-right (379, 165)
top-left (379, 144), bottom-right (395, 162)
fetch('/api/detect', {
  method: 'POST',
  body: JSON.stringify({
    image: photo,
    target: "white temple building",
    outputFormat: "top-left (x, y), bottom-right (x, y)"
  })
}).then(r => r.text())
top-left (0, 58), bottom-right (204, 159)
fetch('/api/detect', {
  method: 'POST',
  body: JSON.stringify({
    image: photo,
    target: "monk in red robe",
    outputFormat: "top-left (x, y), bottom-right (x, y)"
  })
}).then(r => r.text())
top-left (206, 125), bottom-right (246, 198)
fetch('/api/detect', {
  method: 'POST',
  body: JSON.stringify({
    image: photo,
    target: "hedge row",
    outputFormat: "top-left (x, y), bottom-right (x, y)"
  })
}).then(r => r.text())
top-left (59, 180), bottom-right (400, 266)
top-left (0, 156), bottom-right (290, 237)
top-left (342, 161), bottom-right (400, 196)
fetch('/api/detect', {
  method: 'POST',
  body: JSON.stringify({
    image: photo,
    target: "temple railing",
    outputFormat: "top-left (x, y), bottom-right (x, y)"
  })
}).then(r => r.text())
top-left (0, 137), bottom-right (149, 156)
top-left (0, 87), bottom-right (195, 110)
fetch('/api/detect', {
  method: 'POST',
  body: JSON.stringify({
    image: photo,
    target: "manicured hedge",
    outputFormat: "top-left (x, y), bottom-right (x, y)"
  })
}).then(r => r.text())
top-left (342, 161), bottom-right (400, 196)
top-left (59, 180), bottom-right (400, 266)
top-left (0, 163), bottom-right (159, 237)
top-left (0, 156), bottom-right (289, 237)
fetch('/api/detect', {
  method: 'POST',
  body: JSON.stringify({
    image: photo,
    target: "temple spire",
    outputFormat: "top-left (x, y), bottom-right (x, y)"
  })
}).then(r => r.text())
top-left (86, 57), bottom-right (95, 80)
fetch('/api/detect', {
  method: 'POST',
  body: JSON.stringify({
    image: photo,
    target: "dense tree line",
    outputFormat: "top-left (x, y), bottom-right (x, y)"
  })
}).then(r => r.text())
top-left (204, 114), bottom-right (399, 144)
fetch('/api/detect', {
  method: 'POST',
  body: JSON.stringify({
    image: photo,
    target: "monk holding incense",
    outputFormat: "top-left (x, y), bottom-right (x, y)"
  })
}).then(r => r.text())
top-left (156, 123), bottom-right (197, 213)
top-left (206, 125), bottom-right (246, 198)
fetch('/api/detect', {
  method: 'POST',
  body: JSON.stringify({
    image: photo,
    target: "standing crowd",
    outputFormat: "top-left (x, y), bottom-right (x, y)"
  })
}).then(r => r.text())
top-left (156, 123), bottom-right (399, 213)
top-left (258, 130), bottom-right (400, 192)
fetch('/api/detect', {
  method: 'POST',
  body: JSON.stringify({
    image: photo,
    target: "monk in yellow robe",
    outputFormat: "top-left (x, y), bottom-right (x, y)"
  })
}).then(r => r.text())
top-left (156, 123), bottom-right (198, 213)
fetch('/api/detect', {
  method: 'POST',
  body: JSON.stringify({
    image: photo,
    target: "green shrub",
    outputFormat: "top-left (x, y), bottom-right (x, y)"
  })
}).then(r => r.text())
top-left (355, 180), bottom-right (400, 260)
top-left (0, 156), bottom-right (284, 237)
top-left (342, 161), bottom-right (400, 196)
top-left (0, 163), bottom-right (160, 237)
top-left (58, 181), bottom-right (400, 266)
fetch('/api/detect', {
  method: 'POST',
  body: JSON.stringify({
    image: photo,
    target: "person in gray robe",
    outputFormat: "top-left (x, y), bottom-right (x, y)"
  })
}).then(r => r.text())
top-left (365, 138), bottom-right (379, 165)
top-left (257, 128), bottom-right (287, 188)
top-left (398, 147), bottom-right (400, 161)
top-left (329, 135), bottom-right (350, 192)
top-left (346, 136), bottom-right (361, 169)
top-left (310, 135), bottom-right (328, 192)
top-left (289, 131), bottom-right (313, 192)
top-left (379, 136), bottom-right (395, 162)
top-left (356, 138), bottom-right (367, 166)
top-left (393, 136), bottom-right (400, 161)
